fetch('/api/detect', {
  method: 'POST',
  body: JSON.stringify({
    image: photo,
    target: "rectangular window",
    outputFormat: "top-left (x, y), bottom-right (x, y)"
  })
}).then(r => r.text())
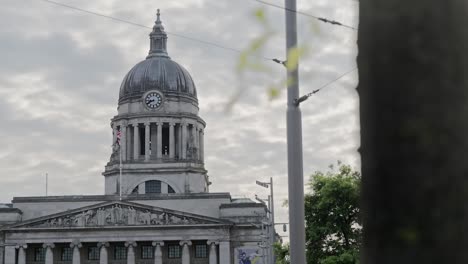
top-left (168, 245), bottom-right (181, 259)
top-left (141, 246), bottom-right (153, 259)
top-left (195, 244), bottom-right (208, 258)
top-left (61, 248), bottom-right (73, 261)
top-left (34, 248), bottom-right (46, 262)
top-left (88, 247), bottom-right (100, 260)
top-left (114, 246), bottom-right (127, 260)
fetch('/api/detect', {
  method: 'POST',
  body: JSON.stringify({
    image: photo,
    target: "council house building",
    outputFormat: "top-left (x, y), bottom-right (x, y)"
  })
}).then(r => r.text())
top-left (0, 11), bottom-right (268, 264)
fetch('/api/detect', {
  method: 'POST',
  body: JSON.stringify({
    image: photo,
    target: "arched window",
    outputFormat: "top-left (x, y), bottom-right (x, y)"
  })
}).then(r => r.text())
top-left (145, 180), bottom-right (162, 194)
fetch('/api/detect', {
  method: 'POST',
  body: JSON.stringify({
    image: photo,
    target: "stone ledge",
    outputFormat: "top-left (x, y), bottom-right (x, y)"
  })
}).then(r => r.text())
top-left (0, 208), bottom-right (22, 213)
top-left (12, 193), bottom-right (232, 203)
top-left (219, 203), bottom-right (265, 209)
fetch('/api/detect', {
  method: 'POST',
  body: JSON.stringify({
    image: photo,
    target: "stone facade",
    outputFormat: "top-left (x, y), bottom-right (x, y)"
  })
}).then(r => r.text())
top-left (0, 10), bottom-right (268, 264)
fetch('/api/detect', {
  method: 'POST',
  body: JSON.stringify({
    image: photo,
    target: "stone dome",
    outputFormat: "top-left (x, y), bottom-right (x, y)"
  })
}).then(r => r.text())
top-left (118, 10), bottom-right (197, 104)
top-left (118, 57), bottom-right (197, 103)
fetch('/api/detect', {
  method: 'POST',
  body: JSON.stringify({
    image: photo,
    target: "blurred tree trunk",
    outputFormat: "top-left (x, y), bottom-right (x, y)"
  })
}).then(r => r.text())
top-left (357, 1), bottom-right (468, 263)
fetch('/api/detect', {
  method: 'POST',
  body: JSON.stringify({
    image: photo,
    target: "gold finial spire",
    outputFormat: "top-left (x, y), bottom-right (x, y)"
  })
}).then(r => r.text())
top-left (156, 9), bottom-right (161, 22)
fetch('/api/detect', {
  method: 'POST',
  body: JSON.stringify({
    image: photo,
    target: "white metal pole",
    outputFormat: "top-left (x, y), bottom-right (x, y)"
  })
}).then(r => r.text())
top-left (267, 195), bottom-right (272, 264)
top-left (119, 143), bottom-right (123, 201)
top-left (270, 177), bottom-right (275, 264)
top-left (285, 0), bottom-right (306, 263)
top-left (45, 173), bottom-right (48, 196)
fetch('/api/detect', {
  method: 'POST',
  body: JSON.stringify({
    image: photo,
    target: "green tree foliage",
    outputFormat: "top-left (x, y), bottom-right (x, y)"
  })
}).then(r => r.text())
top-left (305, 162), bottom-right (361, 264)
top-left (273, 242), bottom-right (290, 264)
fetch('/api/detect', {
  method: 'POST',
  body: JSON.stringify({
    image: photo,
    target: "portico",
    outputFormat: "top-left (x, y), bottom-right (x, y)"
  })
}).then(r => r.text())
top-left (5, 239), bottom-right (226, 264)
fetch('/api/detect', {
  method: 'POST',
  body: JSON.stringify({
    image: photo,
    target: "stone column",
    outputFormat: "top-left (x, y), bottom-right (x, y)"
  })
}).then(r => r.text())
top-left (133, 123), bottom-right (140, 160)
top-left (178, 124), bottom-right (182, 158)
top-left (156, 122), bottom-right (163, 159)
top-left (70, 241), bottom-right (82, 264)
top-left (43, 243), bottom-right (55, 264)
top-left (97, 242), bottom-right (109, 264)
top-left (145, 122), bottom-right (150, 161)
top-left (125, 241), bottom-right (137, 264)
top-left (126, 125), bottom-right (132, 161)
top-left (207, 241), bottom-right (219, 264)
top-left (181, 123), bottom-right (187, 159)
top-left (179, 240), bottom-right (192, 264)
top-left (16, 244), bottom-right (27, 264)
top-left (152, 241), bottom-right (164, 264)
top-left (219, 241), bottom-right (230, 264)
top-left (121, 123), bottom-right (127, 161)
top-left (150, 124), bottom-right (157, 158)
top-left (4, 246), bottom-right (15, 264)
top-left (200, 129), bottom-right (204, 162)
top-left (169, 122), bottom-right (175, 159)
top-left (194, 126), bottom-right (199, 160)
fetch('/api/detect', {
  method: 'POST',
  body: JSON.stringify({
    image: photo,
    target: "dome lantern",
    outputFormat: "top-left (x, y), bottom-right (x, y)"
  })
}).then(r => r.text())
top-left (147, 9), bottom-right (169, 59)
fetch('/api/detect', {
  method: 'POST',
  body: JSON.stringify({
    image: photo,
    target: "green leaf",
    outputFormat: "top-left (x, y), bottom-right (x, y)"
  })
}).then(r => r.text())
top-left (285, 46), bottom-right (307, 71)
top-left (268, 86), bottom-right (280, 99)
top-left (254, 8), bottom-right (266, 23)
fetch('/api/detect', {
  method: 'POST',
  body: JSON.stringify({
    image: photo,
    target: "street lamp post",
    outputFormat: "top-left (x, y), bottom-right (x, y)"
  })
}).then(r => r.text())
top-left (256, 178), bottom-right (275, 264)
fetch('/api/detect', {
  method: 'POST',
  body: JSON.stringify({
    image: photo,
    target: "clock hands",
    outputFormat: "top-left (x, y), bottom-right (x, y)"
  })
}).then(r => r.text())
top-left (145, 93), bottom-right (162, 109)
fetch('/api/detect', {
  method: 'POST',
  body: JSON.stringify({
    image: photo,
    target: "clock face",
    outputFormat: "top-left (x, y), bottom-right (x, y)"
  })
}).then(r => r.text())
top-left (144, 92), bottom-right (163, 109)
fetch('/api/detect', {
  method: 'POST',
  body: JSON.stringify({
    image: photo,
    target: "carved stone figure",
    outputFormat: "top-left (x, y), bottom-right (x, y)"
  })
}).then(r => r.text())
top-left (110, 143), bottom-right (120, 162)
top-left (139, 210), bottom-right (151, 224)
top-left (97, 208), bottom-right (106, 226)
top-left (187, 134), bottom-right (197, 159)
top-left (84, 210), bottom-right (96, 225)
top-left (128, 207), bottom-right (136, 225)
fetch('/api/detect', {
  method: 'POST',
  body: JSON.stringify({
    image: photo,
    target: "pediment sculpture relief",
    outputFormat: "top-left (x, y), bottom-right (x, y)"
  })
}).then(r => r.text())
top-left (27, 204), bottom-right (213, 228)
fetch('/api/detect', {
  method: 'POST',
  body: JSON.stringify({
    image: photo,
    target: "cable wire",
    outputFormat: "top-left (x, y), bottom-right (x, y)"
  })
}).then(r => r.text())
top-left (36, 0), bottom-right (274, 60)
top-left (252, 0), bottom-right (357, 30)
top-left (295, 67), bottom-right (357, 105)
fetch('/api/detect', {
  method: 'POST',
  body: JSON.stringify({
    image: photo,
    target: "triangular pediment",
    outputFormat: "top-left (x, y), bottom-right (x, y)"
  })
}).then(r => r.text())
top-left (8, 201), bottom-right (229, 229)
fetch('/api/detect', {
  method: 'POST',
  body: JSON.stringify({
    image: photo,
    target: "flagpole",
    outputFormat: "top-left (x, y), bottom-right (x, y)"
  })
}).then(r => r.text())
top-left (119, 141), bottom-right (123, 201)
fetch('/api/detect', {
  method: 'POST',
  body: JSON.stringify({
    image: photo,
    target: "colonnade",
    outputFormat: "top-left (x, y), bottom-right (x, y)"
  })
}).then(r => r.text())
top-left (7, 240), bottom-right (225, 264)
top-left (112, 119), bottom-right (204, 163)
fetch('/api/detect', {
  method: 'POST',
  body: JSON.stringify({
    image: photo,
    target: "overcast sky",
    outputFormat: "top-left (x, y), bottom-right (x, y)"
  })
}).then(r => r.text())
top-left (0, 0), bottom-right (359, 238)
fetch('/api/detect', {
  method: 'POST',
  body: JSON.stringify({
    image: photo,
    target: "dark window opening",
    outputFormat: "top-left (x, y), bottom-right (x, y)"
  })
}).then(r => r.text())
top-left (195, 244), bottom-right (208, 258)
top-left (131, 186), bottom-right (139, 194)
top-left (168, 185), bottom-right (176, 193)
top-left (34, 248), bottom-right (45, 262)
top-left (145, 180), bottom-right (161, 194)
top-left (88, 247), bottom-right (99, 260)
top-left (141, 246), bottom-right (153, 259)
top-left (162, 126), bottom-right (169, 156)
top-left (139, 127), bottom-right (145, 156)
top-left (168, 245), bottom-right (181, 259)
top-left (114, 246), bottom-right (126, 260)
top-left (61, 248), bottom-right (73, 261)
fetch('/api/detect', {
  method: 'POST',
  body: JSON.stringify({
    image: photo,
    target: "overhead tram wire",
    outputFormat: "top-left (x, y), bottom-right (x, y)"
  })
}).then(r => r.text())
top-left (36, 0), bottom-right (274, 61)
top-left (252, 0), bottom-right (357, 30)
top-left (294, 67), bottom-right (357, 105)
